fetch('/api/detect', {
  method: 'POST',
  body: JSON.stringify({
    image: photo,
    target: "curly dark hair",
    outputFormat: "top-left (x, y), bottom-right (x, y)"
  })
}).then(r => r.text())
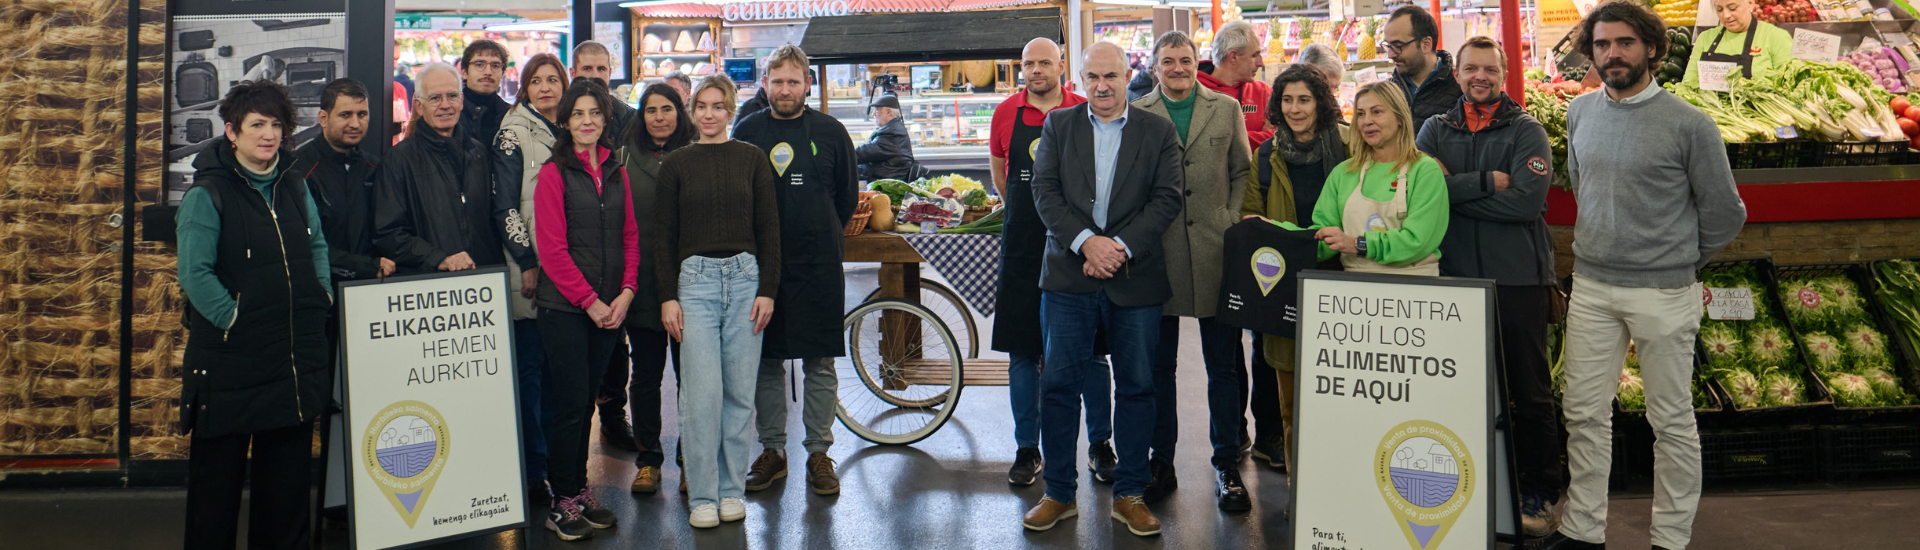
top-left (219, 79), bottom-right (296, 144)
top-left (1576, 1), bottom-right (1668, 66)
top-left (1267, 64), bottom-right (1341, 139)
top-left (552, 79), bottom-right (619, 171)
top-left (629, 83), bottom-right (695, 154)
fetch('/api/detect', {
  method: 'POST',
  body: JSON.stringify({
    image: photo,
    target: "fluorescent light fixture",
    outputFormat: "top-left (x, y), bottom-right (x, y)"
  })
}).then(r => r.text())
top-left (620, 0), bottom-right (729, 7)
top-left (485, 19), bottom-right (571, 33)
top-left (1095, 0), bottom-right (1213, 7)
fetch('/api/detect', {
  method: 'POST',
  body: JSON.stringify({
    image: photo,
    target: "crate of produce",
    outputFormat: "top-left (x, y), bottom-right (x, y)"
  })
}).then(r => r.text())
top-left (1867, 258), bottom-right (1920, 409)
top-left (1725, 141), bottom-right (1815, 169)
top-left (1772, 262), bottom-right (1919, 418)
top-left (1818, 424), bottom-right (1920, 480)
top-left (1810, 141), bottom-right (1920, 167)
top-left (1700, 425), bottom-right (1819, 482)
top-left (1696, 259), bottom-right (1834, 422)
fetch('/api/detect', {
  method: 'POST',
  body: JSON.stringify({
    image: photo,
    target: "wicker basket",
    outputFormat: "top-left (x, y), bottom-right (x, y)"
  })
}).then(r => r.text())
top-left (845, 202), bottom-right (874, 237)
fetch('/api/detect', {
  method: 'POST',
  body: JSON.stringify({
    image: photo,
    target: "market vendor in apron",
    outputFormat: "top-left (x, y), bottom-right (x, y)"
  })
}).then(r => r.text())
top-left (1683, 0), bottom-right (1794, 88)
top-left (730, 45), bottom-right (861, 497)
top-left (1281, 81), bottom-right (1448, 274)
top-left (988, 37), bottom-right (1121, 488)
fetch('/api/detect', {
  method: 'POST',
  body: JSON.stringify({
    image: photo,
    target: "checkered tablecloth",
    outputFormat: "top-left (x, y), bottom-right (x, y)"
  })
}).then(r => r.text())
top-left (897, 233), bottom-right (1002, 317)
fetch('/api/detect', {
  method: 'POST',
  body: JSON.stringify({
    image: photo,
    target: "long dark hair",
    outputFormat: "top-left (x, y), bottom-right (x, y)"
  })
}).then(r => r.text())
top-left (629, 83), bottom-right (694, 154)
top-left (552, 80), bottom-right (617, 171)
top-left (1267, 64), bottom-right (1341, 137)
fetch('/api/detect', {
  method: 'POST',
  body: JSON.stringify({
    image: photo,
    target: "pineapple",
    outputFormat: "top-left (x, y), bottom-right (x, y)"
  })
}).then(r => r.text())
top-left (1267, 21), bottom-right (1285, 57)
top-left (1296, 17), bottom-right (1315, 47)
top-left (1333, 21), bottom-right (1349, 60)
top-left (1360, 18), bottom-right (1380, 60)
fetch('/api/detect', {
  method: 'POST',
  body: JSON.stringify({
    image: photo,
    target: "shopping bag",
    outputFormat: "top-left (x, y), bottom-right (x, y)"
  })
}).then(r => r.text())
top-left (1215, 220), bottom-right (1320, 336)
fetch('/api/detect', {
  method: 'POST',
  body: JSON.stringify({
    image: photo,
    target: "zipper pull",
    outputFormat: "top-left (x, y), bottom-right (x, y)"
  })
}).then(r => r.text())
top-left (461, 193), bottom-right (468, 204)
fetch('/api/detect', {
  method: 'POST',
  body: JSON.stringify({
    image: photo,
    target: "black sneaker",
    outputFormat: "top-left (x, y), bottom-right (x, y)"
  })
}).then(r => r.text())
top-left (1144, 459), bottom-right (1178, 503)
top-left (1215, 467), bottom-right (1251, 511)
top-left (1088, 440), bottom-right (1118, 484)
top-left (575, 488), bottom-right (617, 529)
top-left (1248, 433), bottom-right (1286, 471)
top-left (600, 410), bottom-right (639, 452)
top-left (1009, 447), bottom-right (1043, 486)
top-left (545, 494), bottom-right (594, 541)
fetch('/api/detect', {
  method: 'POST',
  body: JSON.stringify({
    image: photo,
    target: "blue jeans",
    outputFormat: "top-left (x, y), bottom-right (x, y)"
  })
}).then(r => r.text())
top-left (513, 319), bottom-right (548, 486)
top-left (1041, 289), bottom-right (1160, 502)
top-left (1009, 353), bottom-right (1112, 449)
top-left (676, 254), bottom-right (763, 509)
top-left (1153, 316), bottom-right (1248, 468)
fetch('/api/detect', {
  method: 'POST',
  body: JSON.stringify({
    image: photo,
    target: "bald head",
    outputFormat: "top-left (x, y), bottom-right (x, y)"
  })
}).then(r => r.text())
top-left (1084, 41), bottom-right (1128, 73)
top-left (1082, 42), bottom-right (1129, 118)
top-left (1023, 38), bottom-right (1061, 61)
top-left (1020, 38), bottom-right (1066, 97)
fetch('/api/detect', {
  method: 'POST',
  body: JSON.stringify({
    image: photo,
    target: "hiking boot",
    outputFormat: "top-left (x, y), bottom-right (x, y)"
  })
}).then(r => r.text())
top-left (745, 449), bottom-right (787, 491)
top-left (806, 452), bottom-right (840, 495)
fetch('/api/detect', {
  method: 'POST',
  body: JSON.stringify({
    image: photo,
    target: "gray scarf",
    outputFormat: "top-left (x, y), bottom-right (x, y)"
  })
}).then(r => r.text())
top-left (1273, 123), bottom-right (1339, 166)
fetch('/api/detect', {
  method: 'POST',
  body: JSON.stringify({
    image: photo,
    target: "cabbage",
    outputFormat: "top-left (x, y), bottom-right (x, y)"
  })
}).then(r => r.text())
top-left (1701, 324), bottom-right (1744, 365)
top-left (1862, 367), bottom-right (1914, 405)
top-left (1723, 369), bottom-right (1764, 409)
top-left (1828, 372), bottom-right (1879, 407)
top-left (1760, 370), bottom-right (1804, 407)
top-left (1617, 369), bottom-right (1646, 411)
top-left (1844, 324), bottom-right (1893, 366)
top-left (1747, 326), bottom-right (1795, 364)
top-left (1803, 332), bottom-right (1845, 372)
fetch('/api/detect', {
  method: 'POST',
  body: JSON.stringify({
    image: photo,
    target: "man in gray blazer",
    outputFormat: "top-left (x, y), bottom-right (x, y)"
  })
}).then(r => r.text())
top-left (1020, 41), bottom-right (1185, 538)
top-left (1129, 30), bottom-right (1254, 513)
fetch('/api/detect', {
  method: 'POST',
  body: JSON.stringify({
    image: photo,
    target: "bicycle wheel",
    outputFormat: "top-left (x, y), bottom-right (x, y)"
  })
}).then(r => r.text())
top-left (864, 278), bottom-right (979, 359)
top-left (836, 298), bottom-right (963, 446)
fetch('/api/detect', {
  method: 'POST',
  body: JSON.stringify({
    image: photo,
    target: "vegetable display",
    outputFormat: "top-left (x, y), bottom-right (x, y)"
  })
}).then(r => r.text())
top-left (1522, 86), bottom-right (1572, 187)
top-left (937, 207), bottom-right (1005, 235)
top-left (1657, 28), bottom-right (1693, 87)
top-left (1775, 270), bottom-right (1916, 407)
top-left (1844, 48), bottom-right (1912, 94)
top-left (1872, 259), bottom-right (1920, 403)
top-left (869, 179), bottom-right (930, 207)
top-left (900, 194), bottom-right (963, 228)
top-left (1699, 264), bottom-right (1814, 409)
top-left (1666, 59), bottom-right (1910, 143)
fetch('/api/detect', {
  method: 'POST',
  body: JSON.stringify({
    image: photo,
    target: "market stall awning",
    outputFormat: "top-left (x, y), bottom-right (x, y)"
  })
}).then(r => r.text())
top-left (799, 7), bottom-right (1061, 65)
top-left (628, 0), bottom-right (1054, 19)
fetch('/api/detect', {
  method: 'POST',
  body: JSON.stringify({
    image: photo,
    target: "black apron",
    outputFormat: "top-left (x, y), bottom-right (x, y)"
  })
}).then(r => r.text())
top-left (1700, 19), bottom-right (1760, 79)
top-left (991, 108), bottom-right (1048, 356)
top-left (1214, 220), bottom-right (1320, 337)
top-left (752, 111), bottom-right (849, 359)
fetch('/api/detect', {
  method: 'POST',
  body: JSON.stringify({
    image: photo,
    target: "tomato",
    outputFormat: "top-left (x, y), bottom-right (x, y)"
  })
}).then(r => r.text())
top-left (1898, 117), bottom-right (1917, 137)
top-left (1894, 97), bottom-right (1912, 114)
top-left (1906, 106), bottom-right (1920, 121)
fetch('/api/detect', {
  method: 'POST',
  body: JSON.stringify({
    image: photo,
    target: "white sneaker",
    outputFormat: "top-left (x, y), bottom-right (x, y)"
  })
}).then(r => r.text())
top-left (719, 498), bottom-right (746, 522)
top-left (689, 504), bottom-right (720, 528)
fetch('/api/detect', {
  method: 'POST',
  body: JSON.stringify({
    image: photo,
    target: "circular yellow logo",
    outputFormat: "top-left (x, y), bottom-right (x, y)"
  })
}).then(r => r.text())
top-left (363, 400), bottom-right (451, 528)
top-left (1251, 246), bottom-right (1286, 296)
top-left (1375, 420), bottom-right (1475, 550)
top-left (1027, 138), bottom-right (1041, 161)
top-left (770, 142), bottom-right (794, 176)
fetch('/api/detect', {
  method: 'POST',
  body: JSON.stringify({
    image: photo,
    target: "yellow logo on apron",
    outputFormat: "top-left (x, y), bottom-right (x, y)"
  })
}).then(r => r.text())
top-left (363, 400), bottom-right (452, 528)
top-left (770, 142), bottom-right (795, 176)
top-left (1367, 214), bottom-right (1389, 233)
top-left (1251, 247), bottom-right (1286, 296)
top-left (1027, 138), bottom-right (1041, 161)
top-left (1375, 420), bottom-right (1476, 550)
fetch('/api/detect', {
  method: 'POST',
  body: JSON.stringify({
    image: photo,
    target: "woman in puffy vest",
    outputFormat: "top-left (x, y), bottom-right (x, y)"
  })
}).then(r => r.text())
top-left (176, 80), bottom-right (332, 549)
top-left (534, 80), bottom-right (641, 541)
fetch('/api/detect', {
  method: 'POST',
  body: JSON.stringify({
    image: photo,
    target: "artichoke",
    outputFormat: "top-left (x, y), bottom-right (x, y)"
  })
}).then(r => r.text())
top-left (1618, 369), bottom-right (1647, 411)
top-left (1700, 323), bottom-right (1744, 365)
top-left (1722, 369), bottom-right (1763, 409)
top-left (1760, 370), bottom-right (1804, 407)
top-left (1827, 372), bottom-right (1879, 407)
top-left (1802, 332), bottom-right (1845, 372)
top-left (1748, 326), bottom-right (1795, 364)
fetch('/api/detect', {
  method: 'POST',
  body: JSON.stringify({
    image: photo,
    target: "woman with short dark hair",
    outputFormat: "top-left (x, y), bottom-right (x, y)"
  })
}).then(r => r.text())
top-left (177, 79), bottom-right (332, 549)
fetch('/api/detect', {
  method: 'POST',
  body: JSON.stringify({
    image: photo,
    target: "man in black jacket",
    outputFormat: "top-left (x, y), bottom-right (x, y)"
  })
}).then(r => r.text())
top-left (460, 40), bottom-right (512, 150)
top-left (1413, 36), bottom-right (1563, 539)
top-left (375, 63), bottom-right (504, 275)
top-left (854, 94), bottom-right (927, 181)
top-left (1385, 6), bottom-right (1463, 136)
top-left (299, 78), bottom-right (389, 283)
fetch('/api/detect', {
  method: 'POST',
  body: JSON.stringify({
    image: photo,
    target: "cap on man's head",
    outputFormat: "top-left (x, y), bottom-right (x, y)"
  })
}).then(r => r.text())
top-left (870, 93), bottom-right (902, 110)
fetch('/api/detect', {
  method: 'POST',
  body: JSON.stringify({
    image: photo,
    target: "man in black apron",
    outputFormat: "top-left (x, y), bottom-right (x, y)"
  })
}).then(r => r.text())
top-left (732, 45), bottom-right (861, 497)
top-left (991, 37), bottom-right (1118, 488)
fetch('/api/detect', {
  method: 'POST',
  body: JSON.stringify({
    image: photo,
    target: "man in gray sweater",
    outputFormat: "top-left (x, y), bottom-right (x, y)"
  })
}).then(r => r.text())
top-left (1542, 4), bottom-right (1747, 550)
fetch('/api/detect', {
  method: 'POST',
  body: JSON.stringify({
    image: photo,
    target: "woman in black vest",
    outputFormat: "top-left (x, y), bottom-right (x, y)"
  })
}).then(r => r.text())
top-left (176, 80), bottom-right (332, 549)
top-left (534, 80), bottom-right (640, 541)
top-left (613, 83), bottom-right (695, 494)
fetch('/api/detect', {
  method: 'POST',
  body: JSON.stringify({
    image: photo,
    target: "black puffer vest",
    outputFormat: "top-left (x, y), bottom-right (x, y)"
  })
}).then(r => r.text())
top-left (180, 141), bottom-right (332, 438)
top-left (535, 149), bottom-right (631, 315)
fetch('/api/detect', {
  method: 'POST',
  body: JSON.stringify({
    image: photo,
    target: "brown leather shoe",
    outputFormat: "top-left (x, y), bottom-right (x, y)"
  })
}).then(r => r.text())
top-left (745, 449), bottom-right (787, 491)
top-left (1022, 496), bottom-right (1078, 531)
top-left (631, 466), bottom-right (661, 494)
top-left (1110, 495), bottom-right (1161, 536)
top-left (806, 452), bottom-right (840, 495)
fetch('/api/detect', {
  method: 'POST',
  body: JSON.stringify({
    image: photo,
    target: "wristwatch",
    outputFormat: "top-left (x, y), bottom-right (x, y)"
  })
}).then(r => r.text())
top-left (1355, 236), bottom-right (1368, 257)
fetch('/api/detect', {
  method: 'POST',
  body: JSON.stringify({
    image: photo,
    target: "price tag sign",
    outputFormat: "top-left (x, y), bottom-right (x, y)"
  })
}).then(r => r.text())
top-left (1698, 61), bottom-right (1737, 91)
top-left (1776, 126), bottom-right (1800, 140)
top-left (1355, 66), bottom-right (1379, 84)
top-left (1704, 287), bottom-right (1757, 320)
top-left (1792, 28), bottom-right (1843, 63)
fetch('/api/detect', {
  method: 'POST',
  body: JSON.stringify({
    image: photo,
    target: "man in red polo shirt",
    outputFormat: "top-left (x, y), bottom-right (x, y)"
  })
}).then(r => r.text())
top-left (1197, 20), bottom-right (1275, 147)
top-left (990, 37), bottom-right (1118, 488)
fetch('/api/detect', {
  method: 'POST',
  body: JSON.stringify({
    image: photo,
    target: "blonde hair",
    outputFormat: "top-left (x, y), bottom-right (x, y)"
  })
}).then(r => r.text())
top-left (764, 44), bottom-right (810, 77)
top-left (691, 75), bottom-right (738, 113)
top-left (1347, 81), bottom-right (1425, 175)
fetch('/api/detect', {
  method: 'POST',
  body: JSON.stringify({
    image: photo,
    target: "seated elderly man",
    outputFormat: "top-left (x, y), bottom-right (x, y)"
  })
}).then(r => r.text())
top-left (854, 94), bottom-right (928, 182)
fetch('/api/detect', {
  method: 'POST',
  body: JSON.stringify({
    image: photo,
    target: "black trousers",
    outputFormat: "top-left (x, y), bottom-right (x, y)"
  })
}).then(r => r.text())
top-left (1499, 285), bottom-right (1565, 500)
top-left (1247, 335), bottom-right (1283, 442)
top-left (1151, 316), bottom-right (1248, 468)
top-left (540, 309), bottom-right (623, 498)
top-left (599, 325), bottom-right (682, 466)
top-left (184, 421), bottom-right (314, 550)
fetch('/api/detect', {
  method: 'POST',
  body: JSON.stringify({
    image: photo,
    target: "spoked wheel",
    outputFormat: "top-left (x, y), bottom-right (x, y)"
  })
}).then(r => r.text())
top-left (836, 298), bottom-right (963, 445)
top-left (864, 278), bottom-right (979, 359)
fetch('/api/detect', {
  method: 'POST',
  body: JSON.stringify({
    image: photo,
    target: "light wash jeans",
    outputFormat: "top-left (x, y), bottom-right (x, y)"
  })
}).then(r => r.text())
top-left (676, 253), bottom-right (763, 509)
top-left (1560, 274), bottom-right (1704, 549)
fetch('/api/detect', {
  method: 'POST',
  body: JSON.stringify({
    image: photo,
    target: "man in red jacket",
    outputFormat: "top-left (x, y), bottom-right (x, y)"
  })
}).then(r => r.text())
top-left (1197, 20), bottom-right (1274, 147)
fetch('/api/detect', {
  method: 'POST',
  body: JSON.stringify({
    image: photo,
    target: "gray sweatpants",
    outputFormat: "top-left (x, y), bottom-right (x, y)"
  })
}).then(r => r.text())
top-left (755, 357), bottom-right (837, 454)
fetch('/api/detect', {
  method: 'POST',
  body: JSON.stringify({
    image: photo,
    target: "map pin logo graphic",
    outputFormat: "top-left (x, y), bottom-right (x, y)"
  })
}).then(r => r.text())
top-left (1375, 420), bottom-right (1475, 550)
top-left (364, 400), bottom-right (452, 528)
top-left (1251, 247), bottom-right (1285, 297)
top-left (771, 142), bottom-right (794, 177)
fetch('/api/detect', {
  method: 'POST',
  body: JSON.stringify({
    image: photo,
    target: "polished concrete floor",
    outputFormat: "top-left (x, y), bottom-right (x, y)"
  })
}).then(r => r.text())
top-left (3, 266), bottom-right (1919, 549)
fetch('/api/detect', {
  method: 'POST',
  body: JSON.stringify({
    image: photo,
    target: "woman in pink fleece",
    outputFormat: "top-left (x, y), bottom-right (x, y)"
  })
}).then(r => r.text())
top-left (531, 79), bottom-right (640, 541)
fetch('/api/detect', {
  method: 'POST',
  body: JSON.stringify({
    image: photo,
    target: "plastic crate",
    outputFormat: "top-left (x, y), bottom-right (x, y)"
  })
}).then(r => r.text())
top-left (1725, 141), bottom-right (1815, 169)
top-left (1865, 257), bottom-right (1920, 404)
top-left (1697, 259), bottom-right (1834, 421)
top-left (1810, 141), bottom-right (1920, 167)
top-left (1700, 425), bottom-right (1819, 481)
top-left (1774, 262), bottom-right (1920, 419)
top-left (1818, 424), bottom-right (1920, 480)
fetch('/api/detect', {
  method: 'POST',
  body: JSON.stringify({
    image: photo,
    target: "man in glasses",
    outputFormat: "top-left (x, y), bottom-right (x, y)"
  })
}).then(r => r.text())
top-left (1384, 5), bottom-right (1462, 136)
top-left (374, 63), bottom-right (504, 277)
top-left (459, 40), bottom-right (512, 150)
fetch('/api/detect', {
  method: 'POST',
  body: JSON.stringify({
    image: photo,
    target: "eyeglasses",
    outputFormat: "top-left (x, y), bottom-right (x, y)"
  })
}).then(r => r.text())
top-left (468, 61), bottom-right (505, 71)
top-left (1380, 37), bottom-right (1430, 55)
top-left (421, 93), bottom-right (458, 105)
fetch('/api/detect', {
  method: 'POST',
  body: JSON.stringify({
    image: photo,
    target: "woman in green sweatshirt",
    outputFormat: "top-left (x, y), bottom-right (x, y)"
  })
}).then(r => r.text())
top-left (1682, 0), bottom-right (1795, 87)
top-left (1280, 80), bottom-right (1448, 275)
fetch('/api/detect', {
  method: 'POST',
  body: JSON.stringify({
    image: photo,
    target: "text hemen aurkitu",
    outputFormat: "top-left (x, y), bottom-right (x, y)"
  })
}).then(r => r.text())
top-left (1311, 295), bottom-right (1467, 405)
top-left (365, 286), bottom-right (504, 385)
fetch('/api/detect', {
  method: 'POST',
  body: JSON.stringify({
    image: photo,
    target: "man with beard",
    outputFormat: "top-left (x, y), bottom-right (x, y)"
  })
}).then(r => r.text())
top-left (988, 37), bottom-right (1119, 488)
top-left (298, 79), bottom-right (387, 373)
top-left (1542, 4), bottom-right (1746, 550)
top-left (732, 44), bottom-right (861, 497)
top-left (1197, 20), bottom-right (1273, 147)
top-left (459, 40), bottom-right (512, 149)
top-left (1383, 6), bottom-right (1462, 136)
top-left (573, 41), bottom-right (634, 142)
top-left (374, 63), bottom-right (505, 276)
top-left (1412, 36), bottom-right (1563, 538)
